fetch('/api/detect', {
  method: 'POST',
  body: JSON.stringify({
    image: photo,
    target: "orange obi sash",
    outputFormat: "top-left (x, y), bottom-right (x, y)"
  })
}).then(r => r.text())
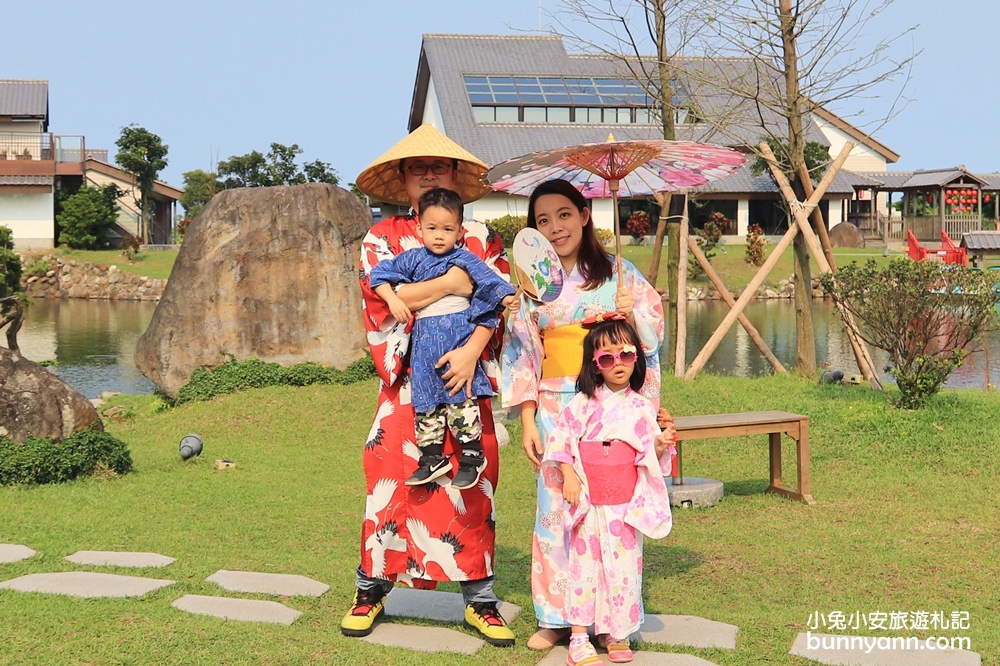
top-left (541, 324), bottom-right (587, 379)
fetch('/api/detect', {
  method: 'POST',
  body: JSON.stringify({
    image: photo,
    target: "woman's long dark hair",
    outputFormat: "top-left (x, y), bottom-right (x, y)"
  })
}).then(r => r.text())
top-left (527, 179), bottom-right (612, 290)
top-left (576, 319), bottom-right (646, 397)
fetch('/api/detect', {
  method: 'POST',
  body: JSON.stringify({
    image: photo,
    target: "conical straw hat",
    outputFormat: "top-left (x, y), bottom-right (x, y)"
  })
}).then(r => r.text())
top-left (355, 124), bottom-right (491, 205)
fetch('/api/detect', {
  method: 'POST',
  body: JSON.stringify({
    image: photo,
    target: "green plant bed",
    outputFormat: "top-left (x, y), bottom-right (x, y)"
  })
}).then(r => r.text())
top-left (175, 354), bottom-right (378, 403)
top-left (1, 375), bottom-right (997, 663)
top-left (0, 427), bottom-right (133, 485)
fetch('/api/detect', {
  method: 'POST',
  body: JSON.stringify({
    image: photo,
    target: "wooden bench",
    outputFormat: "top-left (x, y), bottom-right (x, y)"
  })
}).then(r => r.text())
top-left (672, 410), bottom-right (816, 505)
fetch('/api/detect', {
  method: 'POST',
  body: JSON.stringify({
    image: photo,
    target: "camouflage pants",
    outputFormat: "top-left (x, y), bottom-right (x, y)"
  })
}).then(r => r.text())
top-left (415, 398), bottom-right (483, 454)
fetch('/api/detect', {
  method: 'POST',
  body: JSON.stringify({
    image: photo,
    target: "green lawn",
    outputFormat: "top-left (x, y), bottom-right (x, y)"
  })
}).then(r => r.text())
top-left (619, 242), bottom-right (902, 292)
top-left (23, 247), bottom-right (179, 281)
top-left (1, 375), bottom-right (997, 664)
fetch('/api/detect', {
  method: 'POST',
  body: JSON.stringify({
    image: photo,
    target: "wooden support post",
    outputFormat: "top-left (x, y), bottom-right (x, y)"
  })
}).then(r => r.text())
top-left (684, 143), bottom-right (852, 381)
top-left (796, 162), bottom-right (837, 271)
top-left (762, 143), bottom-right (882, 389)
top-left (687, 236), bottom-right (787, 374)
top-left (675, 193), bottom-right (689, 378)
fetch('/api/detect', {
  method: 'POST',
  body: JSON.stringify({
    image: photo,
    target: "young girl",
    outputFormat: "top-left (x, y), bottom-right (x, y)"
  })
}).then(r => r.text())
top-left (543, 314), bottom-right (675, 665)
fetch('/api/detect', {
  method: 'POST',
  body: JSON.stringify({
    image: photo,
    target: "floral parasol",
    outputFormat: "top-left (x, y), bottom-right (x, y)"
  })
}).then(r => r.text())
top-left (487, 137), bottom-right (746, 286)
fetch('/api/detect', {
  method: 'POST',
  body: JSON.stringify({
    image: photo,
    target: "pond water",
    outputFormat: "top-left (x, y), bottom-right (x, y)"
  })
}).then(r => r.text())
top-left (14, 299), bottom-right (157, 398)
top-left (8, 298), bottom-right (1000, 398)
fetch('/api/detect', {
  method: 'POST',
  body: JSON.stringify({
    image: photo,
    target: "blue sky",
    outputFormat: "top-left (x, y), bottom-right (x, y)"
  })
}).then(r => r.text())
top-left (3, 1), bottom-right (996, 192)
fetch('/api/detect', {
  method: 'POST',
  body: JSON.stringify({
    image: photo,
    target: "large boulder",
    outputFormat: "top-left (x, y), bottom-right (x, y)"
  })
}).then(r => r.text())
top-left (828, 222), bottom-right (865, 248)
top-left (0, 346), bottom-right (103, 443)
top-left (135, 183), bottom-right (371, 398)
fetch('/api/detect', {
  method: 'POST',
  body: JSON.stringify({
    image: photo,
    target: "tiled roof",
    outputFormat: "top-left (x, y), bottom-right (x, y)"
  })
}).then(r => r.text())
top-left (0, 80), bottom-right (48, 117)
top-left (960, 231), bottom-right (1000, 250)
top-left (688, 162), bottom-right (861, 196)
top-left (852, 168), bottom-right (1000, 190)
top-left (415, 34), bottom-right (829, 170)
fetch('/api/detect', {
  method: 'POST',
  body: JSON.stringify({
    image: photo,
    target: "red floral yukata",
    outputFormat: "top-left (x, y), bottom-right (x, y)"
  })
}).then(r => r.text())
top-left (357, 214), bottom-right (509, 586)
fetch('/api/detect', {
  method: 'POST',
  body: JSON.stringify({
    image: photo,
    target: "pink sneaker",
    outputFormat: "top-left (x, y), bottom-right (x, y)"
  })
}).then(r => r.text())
top-left (566, 638), bottom-right (600, 666)
top-left (606, 636), bottom-right (634, 663)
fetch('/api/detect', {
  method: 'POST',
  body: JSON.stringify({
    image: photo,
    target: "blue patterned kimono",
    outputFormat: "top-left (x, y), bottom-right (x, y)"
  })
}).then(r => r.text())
top-left (370, 246), bottom-right (515, 413)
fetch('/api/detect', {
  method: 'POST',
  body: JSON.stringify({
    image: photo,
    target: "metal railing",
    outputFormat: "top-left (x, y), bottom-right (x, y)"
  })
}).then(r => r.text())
top-left (0, 132), bottom-right (98, 163)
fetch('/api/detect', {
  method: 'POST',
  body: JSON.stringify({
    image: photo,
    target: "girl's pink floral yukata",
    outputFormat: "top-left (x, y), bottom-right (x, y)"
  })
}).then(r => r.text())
top-left (544, 385), bottom-right (673, 639)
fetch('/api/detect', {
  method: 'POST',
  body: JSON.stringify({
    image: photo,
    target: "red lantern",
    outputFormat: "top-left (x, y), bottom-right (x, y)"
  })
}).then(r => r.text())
top-left (985, 194), bottom-right (991, 203)
top-left (926, 194), bottom-right (933, 204)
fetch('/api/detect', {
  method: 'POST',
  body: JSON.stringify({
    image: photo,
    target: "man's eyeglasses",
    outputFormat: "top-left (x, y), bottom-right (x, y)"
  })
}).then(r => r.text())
top-left (405, 162), bottom-right (452, 176)
top-left (593, 349), bottom-right (637, 370)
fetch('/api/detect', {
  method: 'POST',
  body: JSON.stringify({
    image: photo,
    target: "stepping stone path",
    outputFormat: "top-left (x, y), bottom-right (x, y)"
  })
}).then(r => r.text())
top-left (206, 569), bottom-right (329, 596)
top-left (0, 571), bottom-right (175, 598)
top-left (0, 543), bottom-right (36, 563)
top-left (172, 594), bottom-right (302, 626)
top-left (537, 649), bottom-right (720, 665)
top-left (65, 550), bottom-right (176, 567)
top-left (0, 542), bottom-right (983, 664)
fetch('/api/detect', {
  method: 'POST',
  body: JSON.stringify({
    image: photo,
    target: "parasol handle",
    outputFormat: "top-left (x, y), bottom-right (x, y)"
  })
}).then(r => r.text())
top-left (610, 179), bottom-right (623, 291)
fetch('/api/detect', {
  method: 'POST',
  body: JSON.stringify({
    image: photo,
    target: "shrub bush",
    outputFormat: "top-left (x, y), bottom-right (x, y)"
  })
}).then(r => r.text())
top-left (626, 210), bottom-right (651, 242)
top-left (689, 212), bottom-right (730, 279)
top-left (821, 258), bottom-right (1000, 409)
top-left (57, 184), bottom-right (121, 250)
top-left (484, 214), bottom-right (527, 247)
top-left (0, 226), bottom-right (21, 298)
top-left (595, 228), bottom-right (614, 247)
top-left (745, 223), bottom-right (767, 267)
top-left (0, 426), bottom-right (133, 486)
top-left (176, 353), bottom-right (378, 403)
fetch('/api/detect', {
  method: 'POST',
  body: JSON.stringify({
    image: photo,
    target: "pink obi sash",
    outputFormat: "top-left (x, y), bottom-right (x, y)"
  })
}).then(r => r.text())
top-left (579, 439), bottom-right (638, 505)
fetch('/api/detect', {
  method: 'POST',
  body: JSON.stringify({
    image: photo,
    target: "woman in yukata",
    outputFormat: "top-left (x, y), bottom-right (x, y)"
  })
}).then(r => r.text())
top-left (501, 178), bottom-right (669, 650)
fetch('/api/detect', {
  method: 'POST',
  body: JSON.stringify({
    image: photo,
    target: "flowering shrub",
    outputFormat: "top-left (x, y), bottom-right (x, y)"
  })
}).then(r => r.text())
top-left (688, 212), bottom-right (730, 279)
top-left (745, 223), bottom-right (767, 267)
top-left (177, 218), bottom-right (194, 237)
top-left (595, 228), bottom-right (614, 246)
top-left (626, 210), bottom-right (651, 240)
top-left (705, 212), bottom-right (730, 239)
top-left (821, 259), bottom-right (1000, 408)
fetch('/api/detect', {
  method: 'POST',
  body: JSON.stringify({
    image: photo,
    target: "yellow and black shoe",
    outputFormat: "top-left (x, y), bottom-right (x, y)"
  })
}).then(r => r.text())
top-left (340, 587), bottom-right (387, 637)
top-left (464, 602), bottom-right (515, 647)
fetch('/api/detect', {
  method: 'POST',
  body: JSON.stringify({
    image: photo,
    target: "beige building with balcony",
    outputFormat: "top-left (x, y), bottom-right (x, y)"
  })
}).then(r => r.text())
top-left (0, 79), bottom-right (179, 250)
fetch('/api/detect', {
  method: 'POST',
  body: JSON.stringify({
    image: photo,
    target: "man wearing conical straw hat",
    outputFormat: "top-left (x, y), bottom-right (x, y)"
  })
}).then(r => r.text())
top-left (343, 124), bottom-right (515, 646)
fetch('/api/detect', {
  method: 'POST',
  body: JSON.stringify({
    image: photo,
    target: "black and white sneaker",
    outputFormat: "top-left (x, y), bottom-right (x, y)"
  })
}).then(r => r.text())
top-left (405, 454), bottom-right (452, 486)
top-left (451, 452), bottom-right (487, 490)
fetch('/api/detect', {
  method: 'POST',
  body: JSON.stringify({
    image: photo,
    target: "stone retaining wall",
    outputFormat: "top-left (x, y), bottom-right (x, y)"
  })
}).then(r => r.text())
top-left (17, 256), bottom-right (825, 303)
top-left (684, 275), bottom-right (828, 302)
top-left (19, 257), bottom-right (166, 301)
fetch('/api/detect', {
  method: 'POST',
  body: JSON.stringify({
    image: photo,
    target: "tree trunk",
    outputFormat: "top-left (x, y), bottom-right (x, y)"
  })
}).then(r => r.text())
top-left (651, 2), bottom-right (678, 368)
top-left (792, 233), bottom-right (815, 374)
top-left (665, 218), bottom-right (680, 369)
top-left (780, 0), bottom-right (815, 376)
top-left (647, 193), bottom-right (671, 285)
